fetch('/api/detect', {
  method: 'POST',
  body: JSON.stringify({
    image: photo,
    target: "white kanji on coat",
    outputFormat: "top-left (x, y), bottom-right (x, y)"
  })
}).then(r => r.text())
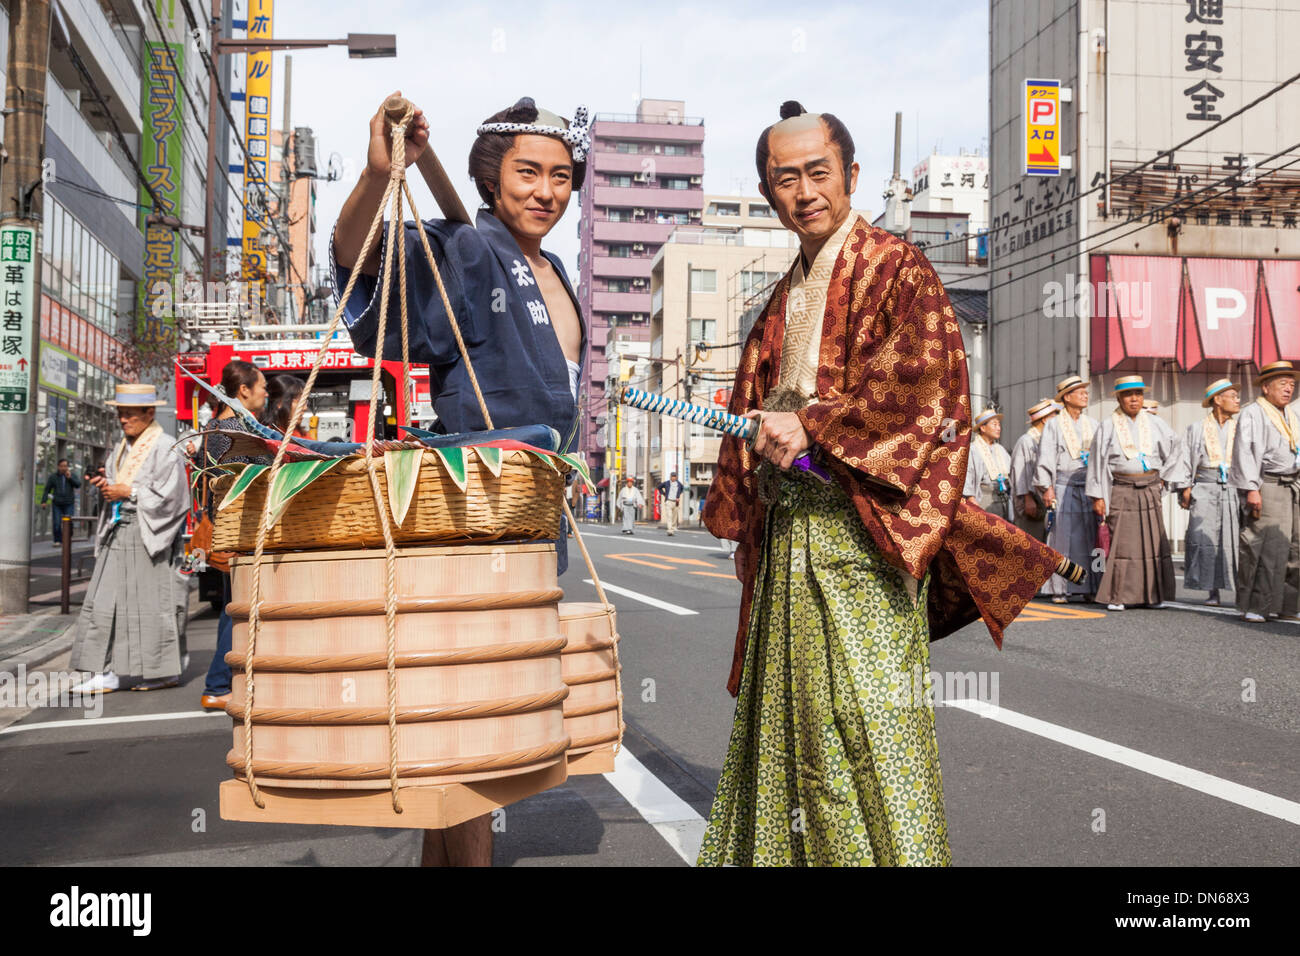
top-left (511, 259), bottom-right (535, 287)
top-left (526, 299), bottom-right (550, 325)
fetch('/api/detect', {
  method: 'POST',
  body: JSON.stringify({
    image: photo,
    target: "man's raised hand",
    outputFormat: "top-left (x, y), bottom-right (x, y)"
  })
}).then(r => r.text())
top-left (367, 91), bottom-right (430, 179)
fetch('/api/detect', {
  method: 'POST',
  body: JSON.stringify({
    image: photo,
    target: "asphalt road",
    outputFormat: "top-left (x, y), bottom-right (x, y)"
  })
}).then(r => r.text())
top-left (2, 523), bottom-right (1297, 866)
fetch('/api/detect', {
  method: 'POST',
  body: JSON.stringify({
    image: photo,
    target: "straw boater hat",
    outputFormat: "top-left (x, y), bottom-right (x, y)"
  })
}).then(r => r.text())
top-left (973, 408), bottom-right (1003, 428)
top-left (1201, 378), bottom-right (1238, 407)
top-left (1113, 375), bottom-right (1146, 394)
top-left (1026, 398), bottom-right (1058, 424)
top-left (1055, 375), bottom-right (1087, 400)
top-left (1256, 360), bottom-right (1298, 385)
top-left (105, 383), bottom-right (167, 407)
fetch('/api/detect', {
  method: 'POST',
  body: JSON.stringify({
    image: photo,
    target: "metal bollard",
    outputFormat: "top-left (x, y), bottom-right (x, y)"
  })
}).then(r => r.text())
top-left (61, 517), bottom-right (72, 615)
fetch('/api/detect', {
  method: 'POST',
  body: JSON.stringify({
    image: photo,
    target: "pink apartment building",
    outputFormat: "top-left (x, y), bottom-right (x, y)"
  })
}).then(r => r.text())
top-left (577, 99), bottom-right (705, 479)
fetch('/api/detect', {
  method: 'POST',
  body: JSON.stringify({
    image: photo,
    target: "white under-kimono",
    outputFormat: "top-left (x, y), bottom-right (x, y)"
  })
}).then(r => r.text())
top-left (71, 422), bottom-right (191, 680)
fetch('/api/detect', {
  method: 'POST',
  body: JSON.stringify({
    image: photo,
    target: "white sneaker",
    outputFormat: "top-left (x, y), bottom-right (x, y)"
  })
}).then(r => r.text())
top-left (1107, 603), bottom-right (1125, 612)
top-left (1243, 612), bottom-right (1266, 623)
top-left (1148, 602), bottom-right (1168, 609)
top-left (72, 671), bottom-right (120, 694)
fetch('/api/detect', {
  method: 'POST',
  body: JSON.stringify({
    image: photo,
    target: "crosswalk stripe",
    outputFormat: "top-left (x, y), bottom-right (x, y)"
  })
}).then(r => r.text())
top-left (944, 698), bottom-right (1300, 825)
top-left (603, 748), bottom-right (705, 865)
top-left (582, 580), bottom-right (698, 616)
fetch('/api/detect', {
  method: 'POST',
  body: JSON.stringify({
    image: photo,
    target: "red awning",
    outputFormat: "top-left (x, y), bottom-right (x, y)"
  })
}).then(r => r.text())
top-left (1090, 255), bottom-right (1182, 372)
top-left (1180, 258), bottom-right (1257, 370)
top-left (1257, 260), bottom-right (1300, 365)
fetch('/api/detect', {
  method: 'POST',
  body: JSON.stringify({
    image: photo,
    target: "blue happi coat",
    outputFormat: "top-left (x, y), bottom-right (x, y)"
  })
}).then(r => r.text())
top-left (330, 209), bottom-right (586, 452)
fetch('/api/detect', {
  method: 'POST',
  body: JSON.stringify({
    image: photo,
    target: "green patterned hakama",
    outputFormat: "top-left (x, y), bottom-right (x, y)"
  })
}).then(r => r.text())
top-left (697, 473), bottom-right (951, 866)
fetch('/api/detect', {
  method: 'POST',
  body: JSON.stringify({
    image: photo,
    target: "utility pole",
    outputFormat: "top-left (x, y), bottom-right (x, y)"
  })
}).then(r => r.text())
top-left (0, 0), bottom-right (51, 615)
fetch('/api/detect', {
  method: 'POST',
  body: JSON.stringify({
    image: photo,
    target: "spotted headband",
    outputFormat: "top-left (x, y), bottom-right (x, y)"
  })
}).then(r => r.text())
top-left (477, 101), bottom-right (592, 163)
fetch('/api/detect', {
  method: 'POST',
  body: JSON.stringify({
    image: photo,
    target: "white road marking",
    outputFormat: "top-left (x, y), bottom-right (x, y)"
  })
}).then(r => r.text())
top-left (0, 710), bottom-right (227, 736)
top-left (579, 531), bottom-right (732, 553)
top-left (1162, 600), bottom-right (1300, 625)
top-left (945, 698), bottom-right (1300, 826)
top-left (603, 747), bottom-right (706, 865)
top-left (582, 579), bottom-right (699, 616)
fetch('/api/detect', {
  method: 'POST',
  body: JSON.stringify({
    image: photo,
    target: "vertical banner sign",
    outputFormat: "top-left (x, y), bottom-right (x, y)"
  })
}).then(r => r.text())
top-left (0, 226), bottom-right (36, 412)
top-left (1024, 79), bottom-right (1061, 177)
top-left (139, 2), bottom-right (184, 351)
top-left (242, 0), bottom-right (275, 300)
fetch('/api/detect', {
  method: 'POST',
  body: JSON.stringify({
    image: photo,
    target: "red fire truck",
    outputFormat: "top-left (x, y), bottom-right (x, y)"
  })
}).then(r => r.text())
top-left (175, 335), bottom-right (425, 439)
top-left (175, 332), bottom-right (431, 608)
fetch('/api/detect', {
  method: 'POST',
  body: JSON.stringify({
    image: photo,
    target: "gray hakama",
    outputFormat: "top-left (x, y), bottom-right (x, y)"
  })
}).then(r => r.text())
top-left (1035, 413), bottom-right (1102, 596)
top-left (1179, 415), bottom-right (1240, 593)
top-left (71, 511), bottom-right (187, 679)
top-left (71, 429), bottom-right (191, 680)
top-left (1010, 428), bottom-right (1047, 542)
top-left (1086, 412), bottom-right (1185, 606)
top-left (1230, 400), bottom-right (1300, 617)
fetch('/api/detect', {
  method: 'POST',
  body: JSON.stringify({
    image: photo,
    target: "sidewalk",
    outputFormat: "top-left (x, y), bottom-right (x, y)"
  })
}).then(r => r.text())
top-left (0, 604), bottom-right (80, 674)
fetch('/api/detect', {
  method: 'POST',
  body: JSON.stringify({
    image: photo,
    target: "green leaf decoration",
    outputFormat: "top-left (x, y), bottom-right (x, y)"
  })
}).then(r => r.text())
top-left (433, 446), bottom-right (469, 492)
top-left (384, 448), bottom-right (424, 526)
top-left (474, 445), bottom-right (503, 478)
top-left (266, 459), bottom-right (342, 527)
top-left (530, 451), bottom-right (560, 474)
top-left (217, 464), bottom-right (268, 512)
top-left (558, 453), bottom-right (593, 490)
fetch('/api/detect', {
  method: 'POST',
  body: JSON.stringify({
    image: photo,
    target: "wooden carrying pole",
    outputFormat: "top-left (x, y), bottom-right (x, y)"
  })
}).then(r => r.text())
top-left (383, 95), bottom-right (472, 224)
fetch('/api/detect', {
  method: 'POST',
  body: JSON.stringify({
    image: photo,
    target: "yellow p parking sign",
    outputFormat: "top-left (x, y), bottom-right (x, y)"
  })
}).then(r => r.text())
top-left (1024, 79), bottom-right (1061, 176)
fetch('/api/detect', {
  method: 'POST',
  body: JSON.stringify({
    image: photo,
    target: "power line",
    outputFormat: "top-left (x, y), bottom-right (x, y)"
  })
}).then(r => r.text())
top-left (979, 146), bottom-right (1300, 298)
top-left (943, 140), bottom-right (1300, 291)
top-left (55, 32), bottom-right (205, 266)
top-left (908, 65), bottom-right (1300, 258)
top-left (173, 0), bottom-right (309, 293)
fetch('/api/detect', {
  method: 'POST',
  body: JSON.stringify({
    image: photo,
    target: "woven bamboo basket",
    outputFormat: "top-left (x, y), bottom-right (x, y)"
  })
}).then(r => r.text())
top-left (558, 602), bottom-right (622, 775)
top-left (220, 542), bottom-right (569, 830)
top-left (211, 448), bottom-right (567, 552)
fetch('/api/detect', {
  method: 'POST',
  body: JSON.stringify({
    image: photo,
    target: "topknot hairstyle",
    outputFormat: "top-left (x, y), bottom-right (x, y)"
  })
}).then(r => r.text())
top-left (754, 101), bottom-right (856, 198)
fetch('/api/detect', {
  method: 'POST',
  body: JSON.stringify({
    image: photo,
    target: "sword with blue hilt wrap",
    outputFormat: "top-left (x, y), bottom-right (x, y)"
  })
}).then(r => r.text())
top-left (619, 386), bottom-right (832, 482)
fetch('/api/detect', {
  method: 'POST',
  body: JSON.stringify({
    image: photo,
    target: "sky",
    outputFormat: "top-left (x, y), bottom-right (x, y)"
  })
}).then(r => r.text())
top-left (267, 0), bottom-right (990, 280)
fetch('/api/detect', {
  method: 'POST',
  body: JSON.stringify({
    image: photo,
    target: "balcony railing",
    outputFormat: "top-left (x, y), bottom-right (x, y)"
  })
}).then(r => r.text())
top-left (595, 112), bottom-right (704, 125)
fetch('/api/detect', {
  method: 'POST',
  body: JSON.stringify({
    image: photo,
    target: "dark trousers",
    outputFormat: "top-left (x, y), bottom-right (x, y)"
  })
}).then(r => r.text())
top-left (204, 573), bottom-right (233, 696)
top-left (51, 502), bottom-right (74, 543)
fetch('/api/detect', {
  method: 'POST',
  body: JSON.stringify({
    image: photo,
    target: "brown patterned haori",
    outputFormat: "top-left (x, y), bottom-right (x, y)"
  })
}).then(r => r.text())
top-left (702, 216), bottom-right (1064, 695)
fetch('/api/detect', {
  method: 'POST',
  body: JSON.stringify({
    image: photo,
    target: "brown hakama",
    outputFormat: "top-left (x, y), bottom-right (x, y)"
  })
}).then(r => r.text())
top-left (1096, 470), bottom-right (1176, 606)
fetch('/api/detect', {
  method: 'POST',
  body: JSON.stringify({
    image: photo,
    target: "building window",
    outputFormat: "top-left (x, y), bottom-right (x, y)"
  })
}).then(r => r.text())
top-left (654, 211), bottom-right (689, 225)
top-left (663, 145), bottom-right (688, 156)
top-left (606, 244), bottom-right (632, 258)
top-left (614, 141), bottom-right (640, 154)
top-left (606, 208), bottom-right (630, 222)
top-left (747, 202), bottom-right (774, 218)
top-left (688, 318), bottom-right (717, 344)
top-left (605, 279), bottom-right (633, 293)
top-left (689, 269), bottom-right (717, 293)
top-left (707, 202), bottom-right (741, 216)
top-left (606, 174), bottom-right (633, 187)
top-left (661, 177), bottom-right (690, 190)
top-left (740, 270), bottom-right (783, 296)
